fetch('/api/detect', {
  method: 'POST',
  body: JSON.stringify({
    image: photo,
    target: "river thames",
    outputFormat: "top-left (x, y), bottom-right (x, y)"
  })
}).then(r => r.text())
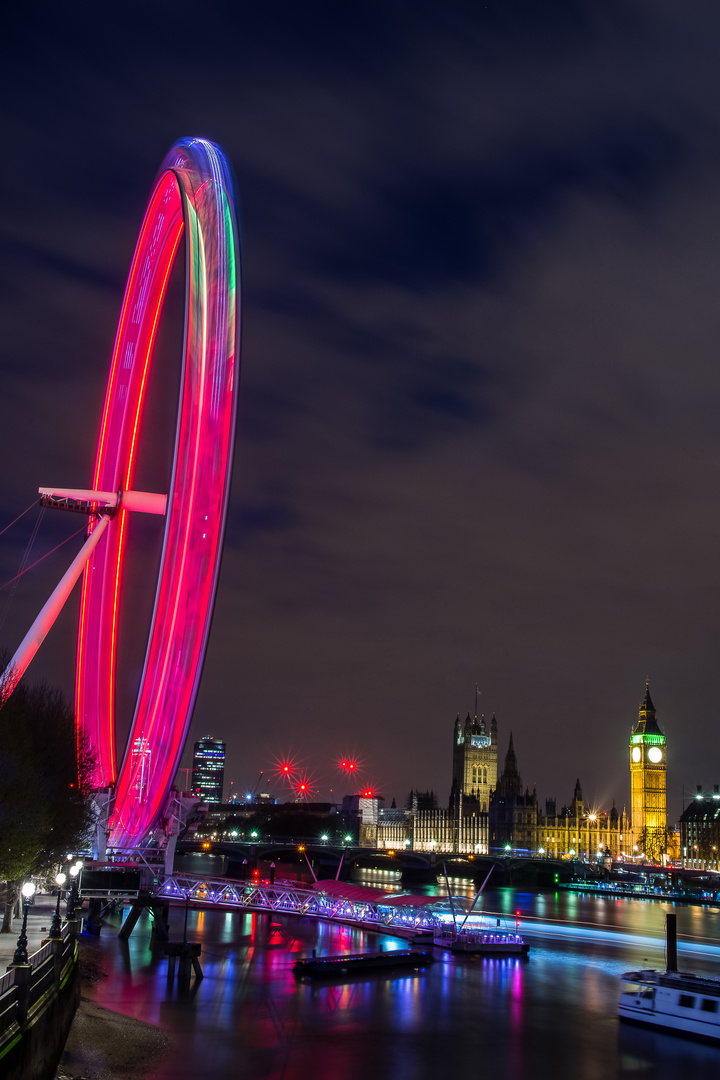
top-left (79, 885), bottom-right (720, 1080)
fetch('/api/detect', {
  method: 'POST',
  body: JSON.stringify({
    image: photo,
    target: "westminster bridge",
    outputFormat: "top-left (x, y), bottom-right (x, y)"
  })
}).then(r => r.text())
top-left (174, 839), bottom-right (575, 887)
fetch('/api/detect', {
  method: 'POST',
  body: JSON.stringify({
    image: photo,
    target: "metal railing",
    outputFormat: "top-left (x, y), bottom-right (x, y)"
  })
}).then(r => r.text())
top-left (0, 927), bottom-right (77, 1056)
top-left (27, 923), bottom-right (70, 971)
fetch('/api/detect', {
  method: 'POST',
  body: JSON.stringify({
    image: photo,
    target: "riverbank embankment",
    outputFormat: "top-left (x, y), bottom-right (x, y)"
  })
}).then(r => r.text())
top-left (55, 938), bottom-right (170, 1080)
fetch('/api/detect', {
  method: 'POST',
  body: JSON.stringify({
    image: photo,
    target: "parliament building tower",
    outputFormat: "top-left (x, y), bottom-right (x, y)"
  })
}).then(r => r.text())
top-left (630, 682), bottom-right (667, 840)
top-left (452, 711), bottom-right (498, 812)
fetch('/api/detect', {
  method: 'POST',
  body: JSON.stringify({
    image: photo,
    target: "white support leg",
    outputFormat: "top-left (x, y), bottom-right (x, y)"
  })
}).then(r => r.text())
top-left (0, 514), bottom-right (112, 699)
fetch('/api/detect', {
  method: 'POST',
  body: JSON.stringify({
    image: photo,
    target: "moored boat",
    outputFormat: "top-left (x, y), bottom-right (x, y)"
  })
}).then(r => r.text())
top-left (432, 863), bottom-right (529, 956)
top-left (433, 926), bottom-right (529, 957)
top-left (293, 949), bottom-right (434, 979)
top-left (618, 912), bottom-right (720, 1041)
top-left (618, 969), bottom-right (720, 1041)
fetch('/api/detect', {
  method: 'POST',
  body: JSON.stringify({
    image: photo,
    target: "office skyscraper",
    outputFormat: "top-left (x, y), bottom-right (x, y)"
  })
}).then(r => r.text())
top-left (191, 737), bottom-right (226, 803)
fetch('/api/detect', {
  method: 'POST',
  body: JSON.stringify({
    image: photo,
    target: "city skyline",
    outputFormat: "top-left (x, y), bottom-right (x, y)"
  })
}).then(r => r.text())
top-left (2, 5), bottom-right (720, 822)
top-left (204, 680), bottom-right (683, 830)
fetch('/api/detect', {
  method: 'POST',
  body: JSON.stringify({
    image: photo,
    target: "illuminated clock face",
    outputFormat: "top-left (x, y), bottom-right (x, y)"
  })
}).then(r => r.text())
top-left (632, 747), bottom-right (641, 763)
top-left (648, 746), bottom-right (663, 764)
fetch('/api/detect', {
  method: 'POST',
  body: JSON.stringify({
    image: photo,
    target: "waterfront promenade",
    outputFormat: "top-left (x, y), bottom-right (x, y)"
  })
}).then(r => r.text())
top-left (0, 894), bottom-right (62, 966)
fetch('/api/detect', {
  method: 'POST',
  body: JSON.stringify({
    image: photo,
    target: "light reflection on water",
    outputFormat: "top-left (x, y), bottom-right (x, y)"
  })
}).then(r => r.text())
top-left (80, 890), bottom-right (720, 1080)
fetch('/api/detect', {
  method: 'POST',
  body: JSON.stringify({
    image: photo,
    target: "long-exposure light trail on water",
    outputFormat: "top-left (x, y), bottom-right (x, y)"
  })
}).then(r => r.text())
top-left (75, 138), bottom-right (241, 850)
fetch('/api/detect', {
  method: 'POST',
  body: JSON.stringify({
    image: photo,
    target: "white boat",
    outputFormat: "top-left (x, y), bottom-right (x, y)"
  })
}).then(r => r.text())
top-left (618, 913), bottom-right (720, 1041)
top-left (618, 968), bottom-right (720, 1041)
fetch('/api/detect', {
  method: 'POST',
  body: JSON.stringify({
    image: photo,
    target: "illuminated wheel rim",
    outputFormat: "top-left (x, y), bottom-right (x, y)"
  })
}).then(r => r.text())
top-left (76, 138), bottom-right (240, 849)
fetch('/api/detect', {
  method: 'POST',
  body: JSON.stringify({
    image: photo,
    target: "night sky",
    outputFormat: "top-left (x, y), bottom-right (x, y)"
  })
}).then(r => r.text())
top-left (2, 2), bottom-right (720, 822)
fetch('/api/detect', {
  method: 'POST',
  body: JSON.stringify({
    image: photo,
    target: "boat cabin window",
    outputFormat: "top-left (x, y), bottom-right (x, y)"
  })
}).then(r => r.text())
top-left (679, 994), bottom-right (696, 1009)
top-left (700, 998), bottom-right (718, 1013)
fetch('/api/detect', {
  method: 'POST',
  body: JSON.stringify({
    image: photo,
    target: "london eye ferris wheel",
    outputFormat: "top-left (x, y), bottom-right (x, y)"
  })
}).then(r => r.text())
top-left (2, 137), bottom-right (241, 853)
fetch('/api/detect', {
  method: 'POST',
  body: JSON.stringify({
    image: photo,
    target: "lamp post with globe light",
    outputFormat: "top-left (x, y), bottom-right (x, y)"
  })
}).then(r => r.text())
top-left (48, 872), bottom-right (67, 940)
top-left (12, 882), bottom-right (36, 965)
top-left (66, 863), bottom-right (82, 920)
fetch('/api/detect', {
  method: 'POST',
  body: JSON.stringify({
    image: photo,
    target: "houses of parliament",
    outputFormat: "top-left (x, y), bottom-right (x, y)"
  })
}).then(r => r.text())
top-left (361, 683), bottom-right (668, 859)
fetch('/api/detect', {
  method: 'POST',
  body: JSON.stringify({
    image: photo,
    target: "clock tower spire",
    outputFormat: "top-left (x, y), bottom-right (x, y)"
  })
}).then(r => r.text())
top-left (630, 680), bottom-right (667, 854)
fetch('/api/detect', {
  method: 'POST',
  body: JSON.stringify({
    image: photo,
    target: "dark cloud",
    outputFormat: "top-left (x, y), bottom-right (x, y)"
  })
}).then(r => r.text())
top-left (317, 115), bottom-right (687, 289)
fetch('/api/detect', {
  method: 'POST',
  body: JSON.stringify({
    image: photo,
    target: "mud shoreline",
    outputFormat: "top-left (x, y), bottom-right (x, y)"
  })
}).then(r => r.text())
top-left (55, 941), bottom-right (170, 1080)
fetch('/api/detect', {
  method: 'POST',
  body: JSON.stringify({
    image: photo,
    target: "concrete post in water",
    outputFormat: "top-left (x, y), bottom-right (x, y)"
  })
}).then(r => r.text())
top-left (666, 912), bottom-right (678, 972)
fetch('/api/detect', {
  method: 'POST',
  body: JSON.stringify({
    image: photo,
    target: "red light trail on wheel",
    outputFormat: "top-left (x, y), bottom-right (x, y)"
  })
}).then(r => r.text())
top-left (76, 138), bottom-right (241, 850)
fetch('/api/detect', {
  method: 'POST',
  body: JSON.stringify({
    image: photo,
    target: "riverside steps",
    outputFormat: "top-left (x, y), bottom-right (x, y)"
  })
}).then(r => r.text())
top-left (0, 895), bottom-right (80, 1080)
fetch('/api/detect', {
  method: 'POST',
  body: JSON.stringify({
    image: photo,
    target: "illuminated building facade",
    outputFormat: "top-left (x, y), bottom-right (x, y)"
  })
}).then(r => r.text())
top-left (488, 738), bottom-right (629, 858)
top-left (452, 712), bottom-right (497, 811)
top-left (365, 713), bottom-right (630, 858)
top-left (191, 737), bottom-right (226, 803)
top-left (630, 683), bottom-right (667, 846)
top-left (364, 690), bottom-right (683, 859)
top-left (679, 786), bottom-right (720, 869)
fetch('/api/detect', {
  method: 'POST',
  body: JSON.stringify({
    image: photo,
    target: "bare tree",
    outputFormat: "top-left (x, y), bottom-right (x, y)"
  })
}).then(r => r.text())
top-left (637, 825), bottom-right (670, 863)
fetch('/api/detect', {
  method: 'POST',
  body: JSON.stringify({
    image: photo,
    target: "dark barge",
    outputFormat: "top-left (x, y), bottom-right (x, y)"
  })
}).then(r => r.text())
top-left (293, 949), bottom-right (434, 979)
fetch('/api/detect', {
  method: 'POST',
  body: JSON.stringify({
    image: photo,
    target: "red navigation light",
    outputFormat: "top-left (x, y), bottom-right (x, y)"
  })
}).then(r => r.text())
top-left (271, 754), bottom-right (300, 786)
top-left (361, 787), bottom-right (376, 798)
top-left (338, 754), bottom-right (361, 774)
top-left (293, 771), bottom-right (317, 801)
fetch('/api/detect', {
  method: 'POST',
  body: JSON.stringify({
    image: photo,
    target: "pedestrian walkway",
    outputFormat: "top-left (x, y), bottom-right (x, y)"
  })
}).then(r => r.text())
top-left (0, 894), bottom-right (63, 967)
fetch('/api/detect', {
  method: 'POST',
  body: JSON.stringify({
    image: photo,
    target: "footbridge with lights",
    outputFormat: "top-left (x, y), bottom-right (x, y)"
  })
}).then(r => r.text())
top-left (158, 872), bottom-right (441, 937)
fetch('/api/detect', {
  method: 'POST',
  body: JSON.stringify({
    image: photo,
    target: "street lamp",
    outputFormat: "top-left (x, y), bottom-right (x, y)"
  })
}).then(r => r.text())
top-left (66, 863), bottom-right (81, 920)
top-left (12, 882), bottom-right (36, 965)
top-left (48, 872), bottom-right (67, 940)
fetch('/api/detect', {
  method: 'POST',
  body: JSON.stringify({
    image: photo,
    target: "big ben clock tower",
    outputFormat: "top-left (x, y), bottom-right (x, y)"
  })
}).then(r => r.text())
top-left (630, 681), bottom-right (667, 845)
